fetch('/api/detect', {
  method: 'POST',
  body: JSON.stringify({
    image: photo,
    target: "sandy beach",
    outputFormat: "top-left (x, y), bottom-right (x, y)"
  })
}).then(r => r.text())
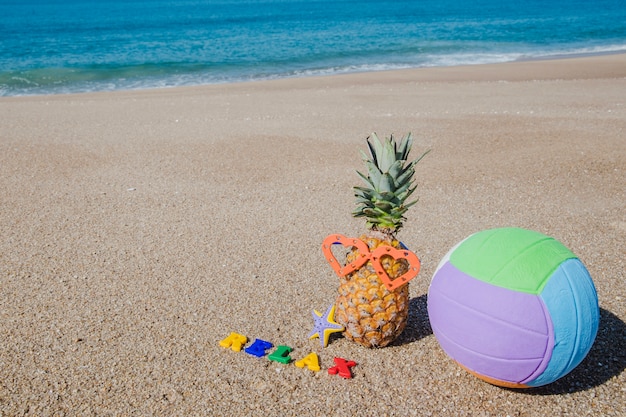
top-left (1, 54), bottom-right (625, 416)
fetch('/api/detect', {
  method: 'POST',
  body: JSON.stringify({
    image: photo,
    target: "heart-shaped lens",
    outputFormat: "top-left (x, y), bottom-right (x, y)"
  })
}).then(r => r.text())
top-left (321, 234), bottom-right (370, 277)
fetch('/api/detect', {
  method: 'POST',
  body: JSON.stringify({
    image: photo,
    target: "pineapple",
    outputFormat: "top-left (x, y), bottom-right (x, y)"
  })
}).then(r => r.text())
top-left (334, 133), bottom-right (429, 348)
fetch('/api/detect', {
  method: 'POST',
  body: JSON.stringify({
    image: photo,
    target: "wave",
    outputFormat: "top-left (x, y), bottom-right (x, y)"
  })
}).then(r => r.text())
top-left (2, 43), bottom-right (626, 97)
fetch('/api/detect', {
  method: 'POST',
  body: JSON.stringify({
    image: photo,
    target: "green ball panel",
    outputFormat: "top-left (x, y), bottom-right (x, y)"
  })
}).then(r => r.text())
top-left (449, 228), bottom-right (577, 294)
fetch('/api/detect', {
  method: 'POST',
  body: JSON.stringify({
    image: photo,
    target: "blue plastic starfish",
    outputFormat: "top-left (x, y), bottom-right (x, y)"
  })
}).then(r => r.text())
top-left (308, 304), bottom-right (344, 348)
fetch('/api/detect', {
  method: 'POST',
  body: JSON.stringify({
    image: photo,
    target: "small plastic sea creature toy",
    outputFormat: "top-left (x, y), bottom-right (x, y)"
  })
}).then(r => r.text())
top-left (328, 357), bottom-right (357, 379)
top-left (308, 304), bottom-right (345, 348)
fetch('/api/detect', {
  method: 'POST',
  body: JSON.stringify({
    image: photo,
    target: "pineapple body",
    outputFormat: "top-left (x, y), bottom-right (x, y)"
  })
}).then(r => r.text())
top-left (335, 234), bottom-right (409, 348)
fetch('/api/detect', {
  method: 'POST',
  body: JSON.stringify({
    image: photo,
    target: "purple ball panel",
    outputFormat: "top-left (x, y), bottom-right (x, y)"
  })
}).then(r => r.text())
top-left (431, 324), bottom-right (548, 384)
top-left (432, 262), bottom-right (550, 333)
top-left (428, 262), bottom-right (554, 383)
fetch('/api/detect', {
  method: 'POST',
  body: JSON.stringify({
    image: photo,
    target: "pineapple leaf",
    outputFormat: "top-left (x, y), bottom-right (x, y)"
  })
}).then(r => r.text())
top-left (356, 170), bottom-right (375, 188)
top-left (364, 160), bottom-right (382, 187)
top-left (353, 187), bottom-right (371, 197)
top-left (376, 173), bottom-right (394, 193)
top-left (367, 133), bottom-right (382, 167)
top-left (374, 202), bottom-right (394, 213)
top-left (412, 148), bottom-right (432, 166)
top-left (396, 133), bottom-right (413, 160)
top-left (395, 182), bottom-right (415, 197)
top-left (387, 160), bottom-right (404, 182)
top-left (379, 137), bottom-right (395, 172)
top-left (354, 197), bottom-right (375, 208)
top-left (395, 167), bottom-right (415, 187)
top-left (404, 199), bottom-right (419, 209)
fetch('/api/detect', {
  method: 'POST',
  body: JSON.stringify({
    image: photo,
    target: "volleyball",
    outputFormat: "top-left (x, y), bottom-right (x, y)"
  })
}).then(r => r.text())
top-left (427, 227), bottom-right (599, 388)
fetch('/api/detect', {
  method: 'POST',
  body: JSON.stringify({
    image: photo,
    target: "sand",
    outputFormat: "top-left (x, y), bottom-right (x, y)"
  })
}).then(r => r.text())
top-left (1, 54), bottom-right (625, 416)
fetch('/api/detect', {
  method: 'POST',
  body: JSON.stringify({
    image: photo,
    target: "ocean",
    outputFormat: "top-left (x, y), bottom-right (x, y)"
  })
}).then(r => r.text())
top-left (1, 0), bottom-right (625, 96)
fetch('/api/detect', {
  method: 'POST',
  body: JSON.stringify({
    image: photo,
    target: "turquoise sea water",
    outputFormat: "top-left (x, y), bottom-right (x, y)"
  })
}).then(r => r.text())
top-left (1, 0), bottom-right (625, 96)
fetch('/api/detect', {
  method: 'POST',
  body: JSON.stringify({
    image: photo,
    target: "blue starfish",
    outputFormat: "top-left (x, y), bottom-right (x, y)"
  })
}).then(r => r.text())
top-left (308, 304), bottom-right (344, 348)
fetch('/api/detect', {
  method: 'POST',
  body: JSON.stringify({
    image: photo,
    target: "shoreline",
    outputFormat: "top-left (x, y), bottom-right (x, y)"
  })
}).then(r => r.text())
top-left (3, 52), bottom-right (626, 100)
top-left (514, 48), bottom-right (626, 61)
top-left (1, 51), bottom-right (624, 415)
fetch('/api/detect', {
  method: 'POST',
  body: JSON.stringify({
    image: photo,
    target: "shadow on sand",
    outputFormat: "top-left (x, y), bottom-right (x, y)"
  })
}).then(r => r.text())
top-left (393, 294), bottom-right (433, 346)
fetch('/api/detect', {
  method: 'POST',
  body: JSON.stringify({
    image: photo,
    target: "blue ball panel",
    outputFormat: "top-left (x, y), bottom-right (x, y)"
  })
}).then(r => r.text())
top-left (530, 258), bottom-right (600, 386)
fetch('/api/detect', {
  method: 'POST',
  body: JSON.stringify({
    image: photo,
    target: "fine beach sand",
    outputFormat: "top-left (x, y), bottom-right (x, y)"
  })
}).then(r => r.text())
top-left (1, 54), bottom-right (625, 416)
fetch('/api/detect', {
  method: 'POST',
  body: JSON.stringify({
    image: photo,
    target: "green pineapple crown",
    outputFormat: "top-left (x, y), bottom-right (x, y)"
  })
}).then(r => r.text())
top-left (353, 132), bottom-right (429, 234)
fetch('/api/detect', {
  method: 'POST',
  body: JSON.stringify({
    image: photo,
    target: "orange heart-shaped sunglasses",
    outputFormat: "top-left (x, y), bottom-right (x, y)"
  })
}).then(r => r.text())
top-left (321, 234), bottom-right (420, 291)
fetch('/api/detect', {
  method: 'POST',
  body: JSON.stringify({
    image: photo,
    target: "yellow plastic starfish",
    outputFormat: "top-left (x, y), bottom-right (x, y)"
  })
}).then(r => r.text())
top-left (308, 304), bottom-right (344, 348)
